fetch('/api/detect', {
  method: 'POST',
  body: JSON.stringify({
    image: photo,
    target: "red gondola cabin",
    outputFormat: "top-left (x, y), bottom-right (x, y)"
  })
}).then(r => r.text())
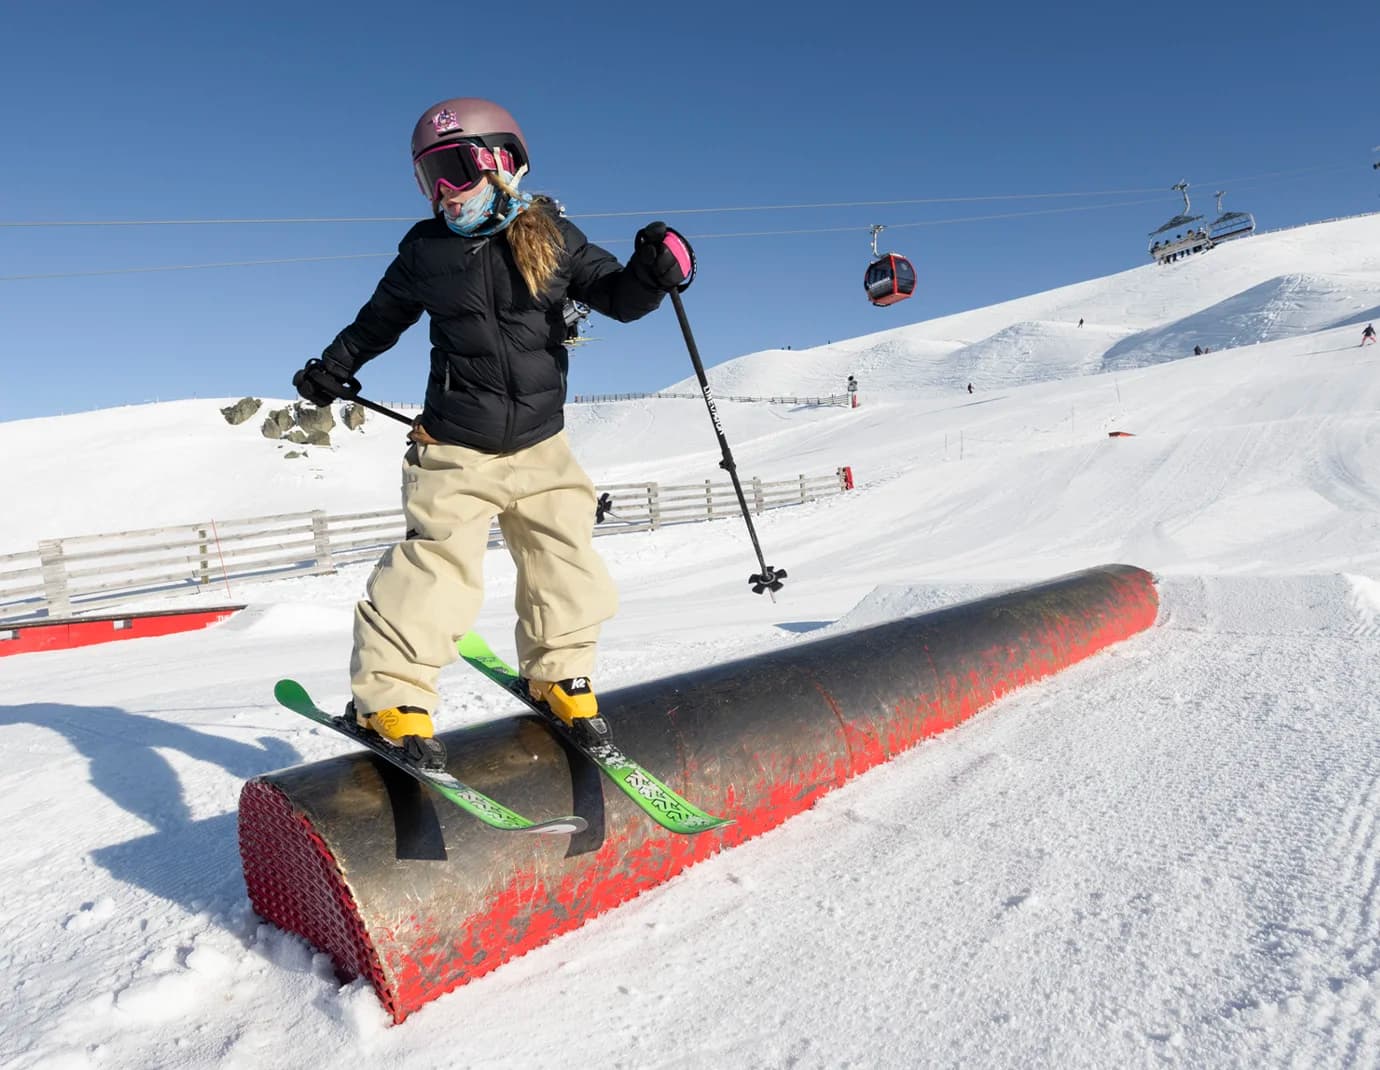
top-left (864, 254), bottom-right (916, 307)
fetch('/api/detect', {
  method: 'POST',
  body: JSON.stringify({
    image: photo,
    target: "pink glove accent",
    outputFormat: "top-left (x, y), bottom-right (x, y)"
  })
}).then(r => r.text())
top-left (662, 230), bottom-right (693, 281)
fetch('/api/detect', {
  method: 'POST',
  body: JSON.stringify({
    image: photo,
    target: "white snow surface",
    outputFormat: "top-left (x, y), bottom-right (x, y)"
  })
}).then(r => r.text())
top-left (4, 215), bottom-right (1380, 1068)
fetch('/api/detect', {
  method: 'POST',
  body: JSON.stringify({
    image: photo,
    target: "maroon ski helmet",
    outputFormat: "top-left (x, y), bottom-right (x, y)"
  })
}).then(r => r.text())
top-left (410, 97), bottom-right (529, 173)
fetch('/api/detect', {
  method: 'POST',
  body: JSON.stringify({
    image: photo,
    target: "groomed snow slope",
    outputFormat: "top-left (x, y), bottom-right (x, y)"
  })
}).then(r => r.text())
top-left (667, 212), bottom-right (1380, 397)
top-left (4, 214), bottom-right (1380, 1068)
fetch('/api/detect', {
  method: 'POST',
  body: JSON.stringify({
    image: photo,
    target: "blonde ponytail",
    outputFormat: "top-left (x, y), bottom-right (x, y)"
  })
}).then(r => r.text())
top-left (492, 175), bottom-right (564, 298)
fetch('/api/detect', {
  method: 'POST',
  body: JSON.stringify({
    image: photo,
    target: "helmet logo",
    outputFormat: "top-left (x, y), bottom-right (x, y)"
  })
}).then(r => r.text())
top-left (431, 108), bottom-right (462, 135)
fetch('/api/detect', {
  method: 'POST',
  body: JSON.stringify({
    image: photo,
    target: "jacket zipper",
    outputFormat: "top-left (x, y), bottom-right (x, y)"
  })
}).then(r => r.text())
top-left (480, 240), bottom-right (517, 452)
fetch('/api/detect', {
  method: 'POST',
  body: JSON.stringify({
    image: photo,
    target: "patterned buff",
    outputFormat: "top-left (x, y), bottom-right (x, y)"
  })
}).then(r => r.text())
top-left (444, 166), bottom-right (533, 237)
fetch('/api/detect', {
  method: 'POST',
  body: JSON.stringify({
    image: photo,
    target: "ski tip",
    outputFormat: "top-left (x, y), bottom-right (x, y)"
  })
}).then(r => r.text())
top-left (687, 816), bottom-right (735, 834)
top-left (273, 678), bottom-right (307, 703)
top-left (456, 631), bottom-right (490, 658)
top-left (528, 817), bottom-right (589, 836)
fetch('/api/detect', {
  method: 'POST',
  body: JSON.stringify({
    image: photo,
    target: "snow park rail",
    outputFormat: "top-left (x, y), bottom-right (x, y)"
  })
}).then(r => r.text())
top-left (237, 563), bottom-right (1158, 1023)
top-left (0, 605), bottom-right (243, 657)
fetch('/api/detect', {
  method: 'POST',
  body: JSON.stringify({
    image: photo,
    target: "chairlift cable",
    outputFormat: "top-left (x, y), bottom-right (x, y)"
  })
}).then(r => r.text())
top-left (0, 163), bottom-right (1353, 230)
top-left (0, 196), bottom-right (1175, 280)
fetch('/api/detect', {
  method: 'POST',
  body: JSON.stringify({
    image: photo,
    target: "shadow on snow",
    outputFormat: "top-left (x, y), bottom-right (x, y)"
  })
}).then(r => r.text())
top-left (0, 702), bottom-right (298, 913)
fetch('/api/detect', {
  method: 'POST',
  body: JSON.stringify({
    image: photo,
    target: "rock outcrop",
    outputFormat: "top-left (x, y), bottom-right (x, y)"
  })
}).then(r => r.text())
top-left (221, 397), bottom-right (262, 425)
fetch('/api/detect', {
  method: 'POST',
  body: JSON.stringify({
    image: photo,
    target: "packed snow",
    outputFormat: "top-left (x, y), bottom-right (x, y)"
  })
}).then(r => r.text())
top-left (3, 213), bottom-right (1380, 1068)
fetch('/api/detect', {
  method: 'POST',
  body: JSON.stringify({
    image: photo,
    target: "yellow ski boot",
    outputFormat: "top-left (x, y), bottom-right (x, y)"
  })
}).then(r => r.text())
top-left (350, 701), bottom-right (447, 770)
top-left (528, 677), bottom-right (612, 748)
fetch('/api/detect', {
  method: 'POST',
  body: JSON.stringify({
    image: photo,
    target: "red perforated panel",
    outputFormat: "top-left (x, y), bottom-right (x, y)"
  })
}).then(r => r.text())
top-left (236, 780), bottom-right (395, 1020)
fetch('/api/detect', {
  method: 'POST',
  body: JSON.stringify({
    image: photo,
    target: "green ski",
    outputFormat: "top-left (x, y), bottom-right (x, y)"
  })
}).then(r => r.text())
top-left (273, 679), bottom-right (586, 836)
top-left (456, 633), bottom-right (732, 836)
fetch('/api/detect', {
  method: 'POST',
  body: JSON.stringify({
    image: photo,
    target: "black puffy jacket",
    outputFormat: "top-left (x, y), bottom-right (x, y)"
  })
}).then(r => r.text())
top-left (325, 206), bottom-right (665, 452)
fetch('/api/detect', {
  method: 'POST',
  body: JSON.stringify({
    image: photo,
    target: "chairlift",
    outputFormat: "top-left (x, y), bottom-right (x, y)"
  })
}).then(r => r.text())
top-left (863, 225), bottom-right (916, 307)
top-left (1148, 181), bottom-right (1209, 264)
top-left (1207, 190), bottom-right (1256, 243)
top-left (562, 299), bottom-right (595, 346)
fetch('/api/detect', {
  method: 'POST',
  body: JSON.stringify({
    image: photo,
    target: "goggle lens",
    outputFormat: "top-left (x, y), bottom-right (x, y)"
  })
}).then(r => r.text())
top-left (413, 142), bottom-right (518, 206)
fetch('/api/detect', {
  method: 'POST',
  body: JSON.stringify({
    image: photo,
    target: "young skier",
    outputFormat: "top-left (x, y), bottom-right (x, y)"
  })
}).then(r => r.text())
top-left (1363, 323), bottom-right (1376, 346)
top-left (292, 97), bottom-right (694, 765)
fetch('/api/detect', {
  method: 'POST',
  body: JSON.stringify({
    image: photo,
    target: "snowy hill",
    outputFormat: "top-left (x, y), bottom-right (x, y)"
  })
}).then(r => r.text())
top-left (4, 213), bottom-right (1380, 1068)
top-left (6, 213), bottom-right (1379, 551)
top-left (667, 212), bottom-right (1380, 396)
top-left (949, 319), bottom-right (1132, 387)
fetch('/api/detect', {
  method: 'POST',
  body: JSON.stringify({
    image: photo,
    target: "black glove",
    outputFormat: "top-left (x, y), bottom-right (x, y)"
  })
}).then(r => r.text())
top-left (631, 222), bottom-right (696, 292)
top-left (292, 354), bottom-right (357, 407)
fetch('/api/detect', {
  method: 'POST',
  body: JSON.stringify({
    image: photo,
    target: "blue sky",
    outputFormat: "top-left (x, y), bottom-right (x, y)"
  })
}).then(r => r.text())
top-left (1, 0), bottom-right (1376, 422)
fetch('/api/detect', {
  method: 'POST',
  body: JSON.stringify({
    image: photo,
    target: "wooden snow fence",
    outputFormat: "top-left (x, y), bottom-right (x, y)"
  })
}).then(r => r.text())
top-left (0, 467), bottom-right (851, 622)
top-left (0, 548), bottom-right (47, 625)
top-left (591, 469), bottom-right (848, 534)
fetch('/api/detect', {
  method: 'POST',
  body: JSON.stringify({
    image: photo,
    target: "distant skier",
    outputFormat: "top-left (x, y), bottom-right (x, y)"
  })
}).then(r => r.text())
top-left (1363, 323), bottom-right (1376, 346)
top-left (1193, 345), bottom-right (1203, 356)
top-left (291, 97), bottom-right (694, 765)
top-left (1077, 318), bottom-right (1084, 328)
top-left (967, 382), bottom-right (974, 394)
top-left (846, 374), bottom-right (859, 409)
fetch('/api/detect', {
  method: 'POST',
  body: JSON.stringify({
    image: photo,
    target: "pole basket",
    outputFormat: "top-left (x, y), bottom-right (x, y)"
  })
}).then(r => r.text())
top-left (750, 566), bottom-right (787, 595)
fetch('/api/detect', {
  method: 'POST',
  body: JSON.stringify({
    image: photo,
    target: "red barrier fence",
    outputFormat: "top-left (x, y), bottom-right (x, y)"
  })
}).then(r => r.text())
top-left (0, 606), bottom-right (244, 657)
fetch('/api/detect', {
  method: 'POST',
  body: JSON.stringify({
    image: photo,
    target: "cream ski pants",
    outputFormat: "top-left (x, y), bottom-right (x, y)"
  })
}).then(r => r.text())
top-left (350, 431), bottom-right (618, 715)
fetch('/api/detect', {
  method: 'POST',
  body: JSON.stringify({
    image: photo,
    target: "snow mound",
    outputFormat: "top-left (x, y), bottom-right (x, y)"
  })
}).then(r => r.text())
top-left (1102, 273), bottom-right (1380, 371)
top-left (663, 334), bottom-right (965, 399)
top-left (565, 396), bottom-right (850, 482)
top-left (1344, 573), bottom-right (1380, 635)
top-left (1158, 574), bottom-right (1379, 637)
top-left (947, 320), bottom-right (1136, 389)
top-left (825, 581), bottom-right (1009, 633)
top-left (220, 602), bottom-right (353, 637)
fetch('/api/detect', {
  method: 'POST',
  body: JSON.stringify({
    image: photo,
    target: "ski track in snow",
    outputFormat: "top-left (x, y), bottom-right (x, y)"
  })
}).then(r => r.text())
top-left (4, 213), bottom-right (1380, 1068)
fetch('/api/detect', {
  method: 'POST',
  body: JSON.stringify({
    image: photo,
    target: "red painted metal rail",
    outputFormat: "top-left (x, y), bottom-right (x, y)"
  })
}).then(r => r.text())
top-left (238, 564), bottom-right (1157, 1022)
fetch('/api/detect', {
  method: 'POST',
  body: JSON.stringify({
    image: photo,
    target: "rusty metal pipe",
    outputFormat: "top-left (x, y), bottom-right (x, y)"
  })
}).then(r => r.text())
top-left (239, 563), bottom-right (1158, 1022)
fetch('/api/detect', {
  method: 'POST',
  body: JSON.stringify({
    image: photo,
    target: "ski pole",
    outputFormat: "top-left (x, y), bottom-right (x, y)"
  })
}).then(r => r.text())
top-left (324, 375), bottom-right (414, 428)
top-left (668, 289), bottom-right (787, 596)
top-left (325, 392), bottom-right (625, 534)
top-left (345, 392), bottom-right (414, 428)
top-left (298, 360), bottom-right (415, 428)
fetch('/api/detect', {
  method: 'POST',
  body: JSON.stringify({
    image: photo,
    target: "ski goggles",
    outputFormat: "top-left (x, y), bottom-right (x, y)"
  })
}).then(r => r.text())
top-left (413, 141), bottom-right (519, 205)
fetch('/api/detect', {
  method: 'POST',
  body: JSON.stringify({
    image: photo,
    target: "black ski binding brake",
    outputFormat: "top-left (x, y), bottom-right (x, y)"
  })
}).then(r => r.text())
top-left (403, 734), bottom-right (449, 771)
top-left (749, 565), bottom-right (787, 595)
